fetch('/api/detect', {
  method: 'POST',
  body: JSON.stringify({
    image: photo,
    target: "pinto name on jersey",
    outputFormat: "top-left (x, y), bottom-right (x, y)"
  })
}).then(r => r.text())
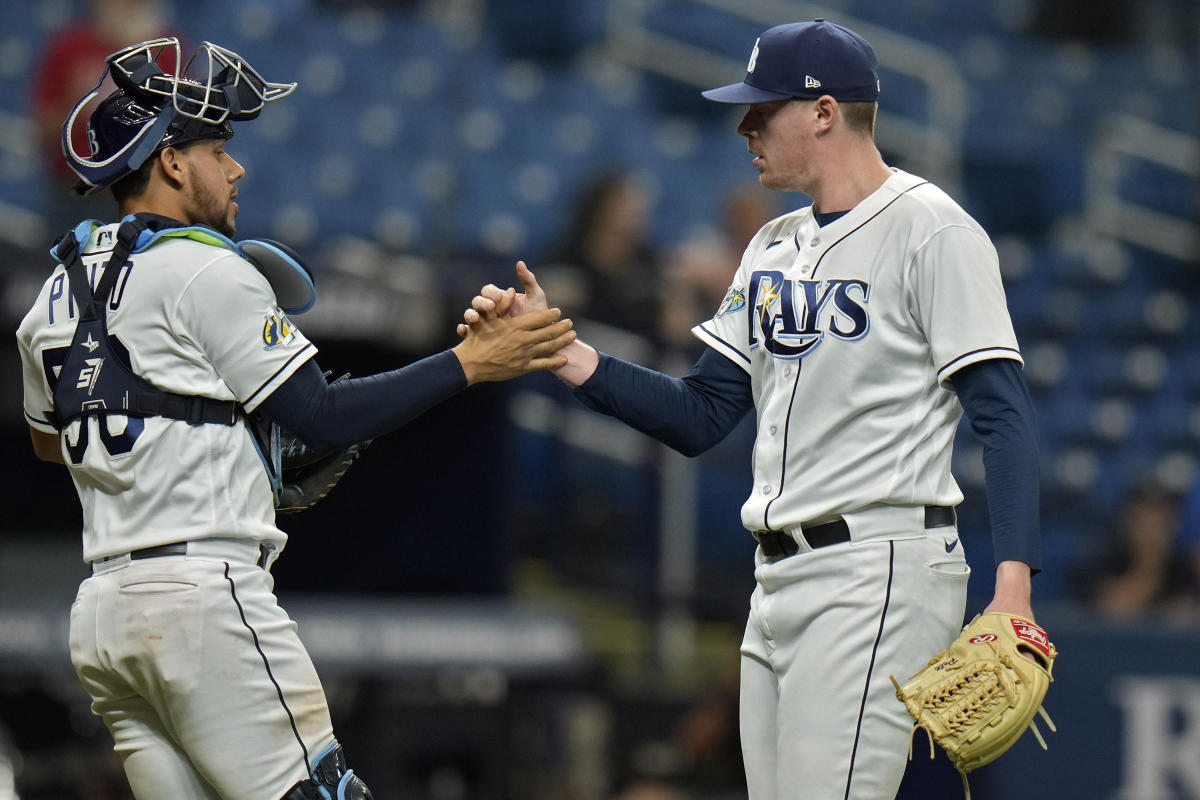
top-left (720, 271), bottom-right (871, 359)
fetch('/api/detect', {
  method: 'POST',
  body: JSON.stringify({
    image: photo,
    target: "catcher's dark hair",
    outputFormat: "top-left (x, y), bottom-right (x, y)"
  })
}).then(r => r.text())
top-left (109, 139), bottom-right (206, 205)
top-left (109, 155), bottom-right (157, 204)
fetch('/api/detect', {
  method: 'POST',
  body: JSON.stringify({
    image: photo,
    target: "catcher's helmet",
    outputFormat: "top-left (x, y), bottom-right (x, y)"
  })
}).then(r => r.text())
top-left (62, 37), bottom-right (297, 196)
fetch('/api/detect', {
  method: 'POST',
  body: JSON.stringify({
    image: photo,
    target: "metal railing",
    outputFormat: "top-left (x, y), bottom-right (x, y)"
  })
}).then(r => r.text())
top-left (1085, 113), bottom-right (1200, 264)
top-left (604, 0), bottom-right (968, 194)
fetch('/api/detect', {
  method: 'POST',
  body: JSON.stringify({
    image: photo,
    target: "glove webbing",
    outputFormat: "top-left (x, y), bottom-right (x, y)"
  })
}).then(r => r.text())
top-left (894, 678), bottom-right (1057, 800)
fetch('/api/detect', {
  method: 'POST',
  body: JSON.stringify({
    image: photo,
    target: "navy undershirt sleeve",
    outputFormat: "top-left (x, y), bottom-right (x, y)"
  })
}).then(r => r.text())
top-left (949, 357), bottom-right (1041, 572)
top-left (573, 346), bottom-right (754, 457)
top-left (257, 351), bottom-right (467, 452)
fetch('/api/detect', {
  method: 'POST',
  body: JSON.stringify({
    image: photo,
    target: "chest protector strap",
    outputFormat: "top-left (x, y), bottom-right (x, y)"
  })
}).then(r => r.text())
top-left (50, 218), bottom-right (240, 429)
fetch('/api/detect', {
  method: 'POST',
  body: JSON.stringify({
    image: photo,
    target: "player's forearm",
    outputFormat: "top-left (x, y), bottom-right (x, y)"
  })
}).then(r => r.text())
top-left (29, 428), bottom-right (65, 463)
top-left (259, 353), bottom-right (467, 451)
top-left (987, 560), bottom-right (1035, 620)
top-left (953, 359), bottom-right (1042, 571)
top-left (572, 348), bottom-right (752, 457)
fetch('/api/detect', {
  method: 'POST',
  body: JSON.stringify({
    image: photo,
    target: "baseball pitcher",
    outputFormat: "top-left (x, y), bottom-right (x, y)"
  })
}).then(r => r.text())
top-left (462, 20), bottom-right (1048, 800)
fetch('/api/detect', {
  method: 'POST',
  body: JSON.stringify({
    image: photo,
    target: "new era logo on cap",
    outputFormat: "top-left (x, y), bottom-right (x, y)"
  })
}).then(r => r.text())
top-left (702, 19), bottom-right (880, 105)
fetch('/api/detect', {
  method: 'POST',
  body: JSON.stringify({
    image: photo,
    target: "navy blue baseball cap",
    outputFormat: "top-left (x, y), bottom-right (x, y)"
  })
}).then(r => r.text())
top-left (702, 20), bottom-right (880, 104)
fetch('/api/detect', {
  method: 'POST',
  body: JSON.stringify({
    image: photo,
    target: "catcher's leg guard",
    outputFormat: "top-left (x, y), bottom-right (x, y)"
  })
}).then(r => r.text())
top-left (279, 741), bottom-right (373, 800)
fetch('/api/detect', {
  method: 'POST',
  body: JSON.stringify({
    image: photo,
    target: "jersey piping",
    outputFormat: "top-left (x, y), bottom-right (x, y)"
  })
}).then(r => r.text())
top-left (694, 322), bottom-right (752, 370)
top-left (243, 344), bottom-right (316, 411)
top-left (938, 346), bottom-right (1022, 381)
top-left (810, 181), bottom-right (928, 278)
top-left (762, 365), bottom-right (804, 530)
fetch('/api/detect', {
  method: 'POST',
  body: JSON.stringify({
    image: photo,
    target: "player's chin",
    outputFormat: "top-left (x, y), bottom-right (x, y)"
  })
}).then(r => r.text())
top-left (218, 208), bottom-right (238, 238)
top-left (758, 172), bottom-right (799, 193)
top-left (757, 172), bottom-right (783, 191)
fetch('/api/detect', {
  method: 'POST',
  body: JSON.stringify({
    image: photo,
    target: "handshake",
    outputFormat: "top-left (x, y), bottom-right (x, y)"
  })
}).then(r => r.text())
top-left (451, 260), bottom-right (597, 387)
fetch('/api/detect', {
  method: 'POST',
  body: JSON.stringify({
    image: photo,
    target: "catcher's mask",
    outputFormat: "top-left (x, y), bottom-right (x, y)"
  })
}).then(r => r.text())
top-left (62, 37), bottom-right (297, 196)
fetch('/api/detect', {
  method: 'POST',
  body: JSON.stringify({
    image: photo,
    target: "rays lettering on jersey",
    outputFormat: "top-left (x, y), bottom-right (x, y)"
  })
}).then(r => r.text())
top-left (746, 270), bottom-right (871, 358)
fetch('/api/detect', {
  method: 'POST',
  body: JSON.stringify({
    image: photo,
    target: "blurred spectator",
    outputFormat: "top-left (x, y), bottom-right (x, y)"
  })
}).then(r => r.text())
top-left (1174, 473), bottom-right (1200, 615)
top-left (671, 659), bottom-right (743, 795)
top-left (1081, 482), bottom-right (1198, 622)
top-left (540, 171), bottom-right (663, 342)
top-left (658, 182), bottom-right (779, 353)
top-left (609, 657), bottom-right (744, 800)
top-left (31, 0), bottom-right (178, 232)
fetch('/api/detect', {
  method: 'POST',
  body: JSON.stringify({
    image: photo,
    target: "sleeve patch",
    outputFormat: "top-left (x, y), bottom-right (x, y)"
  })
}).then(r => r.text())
top-left (262, 310), bottom-right (297, 349)
top-left (716, 286), bottom-right (746, 317)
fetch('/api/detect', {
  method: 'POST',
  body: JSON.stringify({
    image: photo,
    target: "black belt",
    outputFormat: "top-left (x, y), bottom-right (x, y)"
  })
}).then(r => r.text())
top-left (752, 506), bottom-right (956, 558)
top-left (94, 542), bottom-right (272, 568)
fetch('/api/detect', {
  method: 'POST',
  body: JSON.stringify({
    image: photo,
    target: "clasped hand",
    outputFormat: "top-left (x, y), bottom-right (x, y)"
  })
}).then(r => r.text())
top-left (451, 261), bottom-right (567, 384)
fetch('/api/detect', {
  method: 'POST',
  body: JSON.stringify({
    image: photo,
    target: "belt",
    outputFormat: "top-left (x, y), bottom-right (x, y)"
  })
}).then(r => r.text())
top-left (93, 541), bottom-right (274, 569)
top-left (752, 505), bottom-right (956, 558)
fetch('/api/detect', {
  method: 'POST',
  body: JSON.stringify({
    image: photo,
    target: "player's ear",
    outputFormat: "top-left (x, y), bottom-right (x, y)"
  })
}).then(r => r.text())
top-left (814, 96), bottom-right (838, 132)
top-left (156, 146), bottom-right (186, 189)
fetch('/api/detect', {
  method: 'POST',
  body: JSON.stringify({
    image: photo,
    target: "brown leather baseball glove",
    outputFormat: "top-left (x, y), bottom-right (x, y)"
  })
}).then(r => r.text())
top-left (890, 613), bottom-right (1057, 798)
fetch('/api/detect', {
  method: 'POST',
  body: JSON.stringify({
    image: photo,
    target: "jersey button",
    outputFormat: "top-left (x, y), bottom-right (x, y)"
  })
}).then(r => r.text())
top-left (762, 485), bottom-right (772, 495)
top-left (769, 425), bottom-right (778, 435)
top-left (809, 238), bottom-right (820, 247)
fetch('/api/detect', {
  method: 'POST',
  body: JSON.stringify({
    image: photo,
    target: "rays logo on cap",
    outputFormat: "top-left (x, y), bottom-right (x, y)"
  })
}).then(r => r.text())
top-left (703, 21), bottom-right (881, 104)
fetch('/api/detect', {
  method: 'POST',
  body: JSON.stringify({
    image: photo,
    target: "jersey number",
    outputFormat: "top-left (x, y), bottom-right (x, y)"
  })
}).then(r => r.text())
top-left (41, 343), bottom-right (144, 465)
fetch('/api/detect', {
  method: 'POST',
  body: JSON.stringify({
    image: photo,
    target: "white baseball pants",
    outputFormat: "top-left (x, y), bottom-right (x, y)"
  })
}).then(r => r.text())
top-left (69, 540), bottom-right (335, 800)
top-left (739, 512), bottom-right (969, 800)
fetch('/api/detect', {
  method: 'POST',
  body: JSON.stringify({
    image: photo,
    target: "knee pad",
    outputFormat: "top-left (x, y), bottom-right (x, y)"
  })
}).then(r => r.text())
top-left (279, 741), bottom-right (373, 800)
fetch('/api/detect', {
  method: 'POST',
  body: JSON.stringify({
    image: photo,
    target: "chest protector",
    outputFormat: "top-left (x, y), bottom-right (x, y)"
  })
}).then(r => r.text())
top-left (48, 216), bottom-right (315, 434)
top-left (49, 218), bottom-right (240, 432)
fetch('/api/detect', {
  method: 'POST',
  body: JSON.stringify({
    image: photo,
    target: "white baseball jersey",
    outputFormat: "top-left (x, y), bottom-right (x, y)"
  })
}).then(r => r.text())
top-left (17, 221), bottom-right (316, 562)
top-left (693, 169), bottom-right (1020, 532)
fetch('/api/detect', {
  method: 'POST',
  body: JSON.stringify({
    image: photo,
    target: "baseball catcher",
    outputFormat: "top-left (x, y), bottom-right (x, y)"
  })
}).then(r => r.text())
top-left (891, 613), bottom-right (1057, 798)
top-left (18, 34), bottom-right (575, 800)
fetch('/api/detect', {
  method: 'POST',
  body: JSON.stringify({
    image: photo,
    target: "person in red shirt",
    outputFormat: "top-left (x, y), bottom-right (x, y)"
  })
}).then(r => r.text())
top-left (31, 0), bottom-right (179, 227)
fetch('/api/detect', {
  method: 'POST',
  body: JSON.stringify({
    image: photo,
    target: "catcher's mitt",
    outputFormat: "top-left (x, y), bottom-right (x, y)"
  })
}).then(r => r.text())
top-left (890, 613), bottom-right (1057, 798)
top-left (274, 435), bottom-right (371, 514)
top-left (250, 372), bottom-right (371, 514)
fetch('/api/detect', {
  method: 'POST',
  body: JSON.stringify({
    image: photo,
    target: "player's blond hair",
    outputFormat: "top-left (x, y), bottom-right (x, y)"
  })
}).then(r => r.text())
top-left (840, 101), bottom-right (878, 138)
